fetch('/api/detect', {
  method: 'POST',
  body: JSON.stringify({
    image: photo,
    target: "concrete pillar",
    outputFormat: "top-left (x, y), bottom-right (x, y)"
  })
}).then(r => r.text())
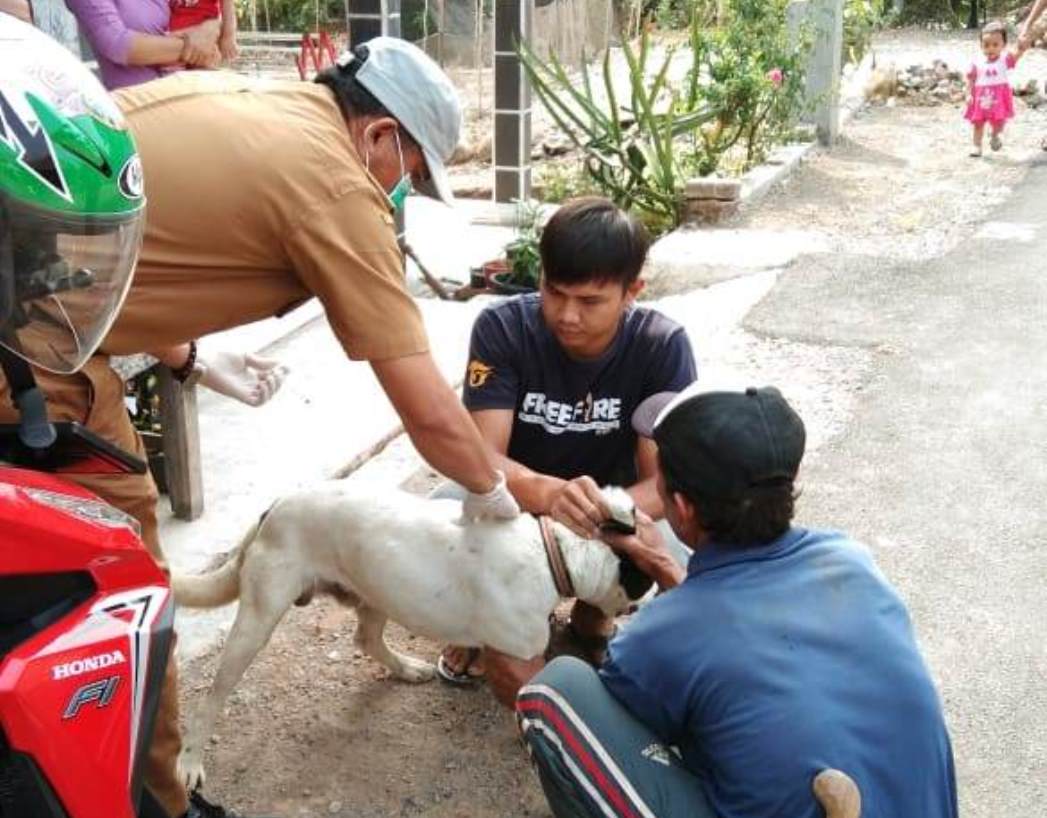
top-left (788, 0), bottom-right (844, 146)
top-left (493, 0), bottom-right (534, 202)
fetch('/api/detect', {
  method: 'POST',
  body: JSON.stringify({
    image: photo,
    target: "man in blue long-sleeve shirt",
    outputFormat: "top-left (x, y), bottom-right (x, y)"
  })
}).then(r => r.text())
top-left (515, 386), bottom-right (957, 818)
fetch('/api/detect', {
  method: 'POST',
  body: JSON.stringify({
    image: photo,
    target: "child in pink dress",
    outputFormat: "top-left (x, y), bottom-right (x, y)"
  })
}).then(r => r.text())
top-left (965, 20), bottom-right (1029, 156)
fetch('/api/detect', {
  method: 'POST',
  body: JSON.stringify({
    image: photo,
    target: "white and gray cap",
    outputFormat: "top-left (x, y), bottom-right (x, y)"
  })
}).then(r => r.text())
top-left (632, 380), bottom-right (744, 437)
top-left (337, 37), bottom-right (461, 206)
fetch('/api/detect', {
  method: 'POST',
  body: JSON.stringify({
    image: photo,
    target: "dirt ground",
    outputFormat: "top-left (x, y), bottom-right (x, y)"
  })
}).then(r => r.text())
top-left (181, 594), bottom-right (603, 818)
top-left (181, 604), bottom-right (551, 818)
top-left (181, 29), bottom-right (1047, 818)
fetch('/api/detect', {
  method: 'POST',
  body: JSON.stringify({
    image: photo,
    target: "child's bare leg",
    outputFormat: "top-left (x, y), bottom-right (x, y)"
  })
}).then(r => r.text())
top-left (990, 122), bottom-right (1004, 151)
top-left (971, 123), bottom-right (985, 156)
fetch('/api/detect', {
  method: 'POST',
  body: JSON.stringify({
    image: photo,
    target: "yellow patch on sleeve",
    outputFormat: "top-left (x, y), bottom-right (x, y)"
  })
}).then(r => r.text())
top-left (467, 359), bottom-right (494, 387)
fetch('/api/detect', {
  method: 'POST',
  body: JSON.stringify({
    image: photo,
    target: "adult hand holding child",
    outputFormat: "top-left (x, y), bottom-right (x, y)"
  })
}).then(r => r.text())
top-left (177, 18), bottom-right (222, 67)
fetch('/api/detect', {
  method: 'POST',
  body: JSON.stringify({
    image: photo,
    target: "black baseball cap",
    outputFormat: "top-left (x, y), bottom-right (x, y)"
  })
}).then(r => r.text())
top-left (632, 386), bottom-right (806, 500)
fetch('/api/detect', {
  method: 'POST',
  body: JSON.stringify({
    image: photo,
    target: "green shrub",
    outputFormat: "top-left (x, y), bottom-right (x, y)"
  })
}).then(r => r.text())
top-left (403, 0), bottom-right (439, 42)
top-left (521, 0), bottom-right (809, 232)
top-left (653, 0), bottom-right (718, 30)
top-left (235, 0), bottom-right (344, 33)
top-left (523, 0), bottom-right (808, 229)
top-left (843, 0), bottom-right (891, 65)
top-left (235, 0), bottom-right (436, 38)
top-left (521, 31), bottom-right (711, 230)
top-left (896, 0), bottom-right (1008, 26)
top-left (687, 0), bottom-right (811, 172)
top-left (502, 200), bottom-right (544, 289)
top-left (535, 161), bottom-right (602, 203)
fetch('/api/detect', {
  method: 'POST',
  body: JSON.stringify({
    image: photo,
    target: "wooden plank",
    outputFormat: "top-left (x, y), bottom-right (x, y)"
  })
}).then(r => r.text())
top-left (157, 368), bottom-right (204, 520)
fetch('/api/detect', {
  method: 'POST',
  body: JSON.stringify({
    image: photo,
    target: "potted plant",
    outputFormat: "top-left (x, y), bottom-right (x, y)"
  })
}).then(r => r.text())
top-left (485, 200), bottom-right (544, 295)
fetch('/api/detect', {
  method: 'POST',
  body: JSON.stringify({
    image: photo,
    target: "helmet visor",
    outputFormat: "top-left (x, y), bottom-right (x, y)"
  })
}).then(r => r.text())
top-left (1, 198), bottom-right (142, 374)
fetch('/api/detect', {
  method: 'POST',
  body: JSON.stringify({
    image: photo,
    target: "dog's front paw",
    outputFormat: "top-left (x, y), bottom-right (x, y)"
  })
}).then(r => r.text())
top-left (177, 746), bottom-right (207, 792)
top-left (600, 486), bottom-right (636, 534)
top-left (395, 657), bottom-right (437, 683)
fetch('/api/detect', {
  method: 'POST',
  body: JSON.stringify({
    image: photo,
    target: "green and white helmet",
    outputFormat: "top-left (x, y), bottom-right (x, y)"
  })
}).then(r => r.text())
top-left (0, 15), bottom-right (144, 374)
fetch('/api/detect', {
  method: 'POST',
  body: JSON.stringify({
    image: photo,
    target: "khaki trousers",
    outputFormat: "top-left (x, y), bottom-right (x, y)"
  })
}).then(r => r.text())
top-left (0, 356), bottom-right (187, 818)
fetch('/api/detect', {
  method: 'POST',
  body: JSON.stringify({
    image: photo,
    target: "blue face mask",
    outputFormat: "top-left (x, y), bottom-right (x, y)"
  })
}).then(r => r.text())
top-left (366, 126), bottom-right (413, 212)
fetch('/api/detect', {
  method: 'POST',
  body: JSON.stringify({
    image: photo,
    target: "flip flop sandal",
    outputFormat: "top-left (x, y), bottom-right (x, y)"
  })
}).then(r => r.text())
top-left (1041, 136), bottom-right (1047, 152)
top-left (969, 149), bottom-right (983, 158)
top-left (436, 648), bottom-right (484, 687)
top-left (990, 134), bottom-right (1003, 152)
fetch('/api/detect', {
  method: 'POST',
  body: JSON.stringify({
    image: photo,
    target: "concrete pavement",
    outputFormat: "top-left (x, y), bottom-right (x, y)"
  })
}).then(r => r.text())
top-left (745, 159), bottom-right (1047, 817)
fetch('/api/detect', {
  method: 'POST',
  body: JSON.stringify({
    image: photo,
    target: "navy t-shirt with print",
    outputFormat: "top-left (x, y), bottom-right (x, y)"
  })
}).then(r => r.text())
top-left (462, 293), bottom-right (697, 486)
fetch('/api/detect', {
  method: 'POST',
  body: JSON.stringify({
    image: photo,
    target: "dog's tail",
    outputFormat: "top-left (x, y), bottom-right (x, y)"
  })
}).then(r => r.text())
top-left (171, 514), bottom-right (263, 608)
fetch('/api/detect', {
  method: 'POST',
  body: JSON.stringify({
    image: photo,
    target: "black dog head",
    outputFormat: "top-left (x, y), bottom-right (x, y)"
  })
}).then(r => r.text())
top-left (618, 555), bottom-right (656, 601)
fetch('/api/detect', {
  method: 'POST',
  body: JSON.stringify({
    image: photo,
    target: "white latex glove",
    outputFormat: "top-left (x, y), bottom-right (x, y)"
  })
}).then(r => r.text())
top-left (461, 471), bottom-right (520, 522)
top-left (197, 350), bottom-right (289, 407)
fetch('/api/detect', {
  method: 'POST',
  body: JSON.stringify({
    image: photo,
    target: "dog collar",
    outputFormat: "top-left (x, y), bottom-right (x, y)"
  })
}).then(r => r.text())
top-left (539, 515), bottom-right (575, 598)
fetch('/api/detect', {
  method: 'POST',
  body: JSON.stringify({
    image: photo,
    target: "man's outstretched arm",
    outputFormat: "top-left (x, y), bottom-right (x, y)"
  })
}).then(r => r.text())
top-left (373, 353), bottom-right (510, 499)
top-left (471, 408), bottom-right (612, 537)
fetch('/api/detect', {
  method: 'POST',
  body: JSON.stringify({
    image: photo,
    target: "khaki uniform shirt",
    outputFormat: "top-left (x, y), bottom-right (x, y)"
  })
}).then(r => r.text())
top-left (102, 72), bottom-right (428, 361)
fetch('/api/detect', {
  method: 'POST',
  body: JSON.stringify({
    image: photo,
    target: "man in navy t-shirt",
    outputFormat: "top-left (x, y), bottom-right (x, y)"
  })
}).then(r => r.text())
top-left (438, 197), bottom-right (697, 684)
top-left (463, 294), bottom-right (694, 487)
top-left (513, 386), bottom-right (958, 818)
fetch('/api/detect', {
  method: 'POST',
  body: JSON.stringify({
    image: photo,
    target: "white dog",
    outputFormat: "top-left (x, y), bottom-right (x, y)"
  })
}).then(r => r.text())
top-left (173, 482), bottom-right (653, 790)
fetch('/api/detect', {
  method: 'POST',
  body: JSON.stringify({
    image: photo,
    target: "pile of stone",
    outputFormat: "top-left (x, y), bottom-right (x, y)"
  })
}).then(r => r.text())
top-left (1012, 78), bottom-right (1047, 109)
top-left (867, 60), bottom-right (1047, 110)
top-left (893, 60), bottom-right (968, 107)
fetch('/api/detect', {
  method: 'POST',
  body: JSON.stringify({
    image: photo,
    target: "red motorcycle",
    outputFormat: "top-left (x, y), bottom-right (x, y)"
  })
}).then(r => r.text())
top-left (0, 351), bottom-right (173, 818)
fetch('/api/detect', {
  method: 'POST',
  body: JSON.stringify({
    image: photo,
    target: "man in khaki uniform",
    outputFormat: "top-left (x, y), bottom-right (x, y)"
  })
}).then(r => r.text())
top-left (0, 38), bottom-right (518, 818)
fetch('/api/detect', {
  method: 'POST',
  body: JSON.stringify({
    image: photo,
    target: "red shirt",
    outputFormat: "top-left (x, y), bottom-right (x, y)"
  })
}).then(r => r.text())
top-left (168, 0), bottom-right (221, 31)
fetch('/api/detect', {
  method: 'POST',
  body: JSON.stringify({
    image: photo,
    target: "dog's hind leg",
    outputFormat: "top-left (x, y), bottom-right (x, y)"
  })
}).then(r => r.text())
top-left (178, 567), bottom-right (298, 792)
top-left (353, 605), bottom-right (436, 683)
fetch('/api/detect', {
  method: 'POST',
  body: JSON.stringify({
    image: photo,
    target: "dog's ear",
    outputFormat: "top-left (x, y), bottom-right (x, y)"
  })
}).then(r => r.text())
top-left (618, 555), bottom-right (655, 601)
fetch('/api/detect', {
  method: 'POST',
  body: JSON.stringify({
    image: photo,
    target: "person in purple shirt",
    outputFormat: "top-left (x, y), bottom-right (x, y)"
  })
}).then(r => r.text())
top-left (64, 0), bottom-right (221, 89)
